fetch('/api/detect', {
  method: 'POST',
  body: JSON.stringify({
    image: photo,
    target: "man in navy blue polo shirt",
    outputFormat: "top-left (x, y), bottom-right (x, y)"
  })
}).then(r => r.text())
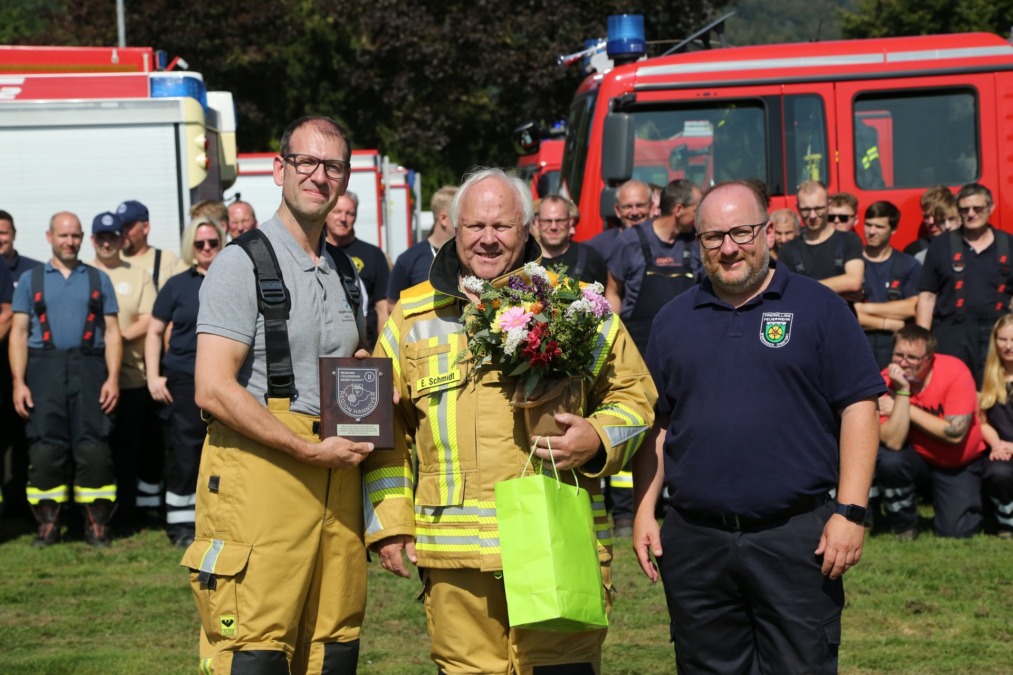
top-left (632, 181), bottom-right (883, 674)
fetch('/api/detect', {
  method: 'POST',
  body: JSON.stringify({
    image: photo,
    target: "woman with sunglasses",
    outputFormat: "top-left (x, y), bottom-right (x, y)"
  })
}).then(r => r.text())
top-left (144, 215), bottom-right (226, 547)
top-left (975, 314), bottom-right (1013, 539)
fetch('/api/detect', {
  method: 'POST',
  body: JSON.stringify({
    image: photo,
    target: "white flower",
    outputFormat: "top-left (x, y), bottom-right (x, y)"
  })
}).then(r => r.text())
top-left (523, 262), bottom-right (549, 281)
top-left (565, 298), bottom-right (595, 320)
top-left (460, 275), bottom-right (486, 294)
top-left (503, 327), bottom-right (529, 355)
top-left (584, 281), bottom-right (604, 296)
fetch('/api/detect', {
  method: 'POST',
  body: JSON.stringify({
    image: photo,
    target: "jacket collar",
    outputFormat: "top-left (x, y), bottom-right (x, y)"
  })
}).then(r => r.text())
top-left (429, 236), bottom-right (543, 300)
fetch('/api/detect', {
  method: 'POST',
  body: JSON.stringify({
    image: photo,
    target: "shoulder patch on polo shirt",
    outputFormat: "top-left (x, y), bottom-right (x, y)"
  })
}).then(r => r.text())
top-left (759, 312), bottom-right (792, 348)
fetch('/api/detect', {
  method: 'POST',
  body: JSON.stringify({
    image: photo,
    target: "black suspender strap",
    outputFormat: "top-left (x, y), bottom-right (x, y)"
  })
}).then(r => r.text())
top-left (231, 230), bottom-right (295, 401)
top-left (994, 231), bottom-right (1011, 313)
top-left (785, 243), bottom-right (805, 275)
top-left (632, 223), bottom-right (653, 271)
top-left (151, 248), bottom-right (162, 287)
top-left (31, 265), bottom-right (104, 350)
top-left (833, 233), bottom-right (844, 274)
top-left (949, 230), bottom-right (966, 320)
top-left (573, 244), bottom-right (588, 280)
top-left (81, 265), bottom-right (103, 350)
top-left (328, 247), bottom-right (367, 349)
top-left (31, 266), bottom-right (53, 350)
top-left (886, 251), bottom-right (905, 301)
top-left (153, 248), bottom-right (162, 289)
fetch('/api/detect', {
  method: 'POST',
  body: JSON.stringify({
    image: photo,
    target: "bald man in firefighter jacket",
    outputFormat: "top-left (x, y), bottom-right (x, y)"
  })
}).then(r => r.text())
top-left (365, 168), bottom-right (657, 674)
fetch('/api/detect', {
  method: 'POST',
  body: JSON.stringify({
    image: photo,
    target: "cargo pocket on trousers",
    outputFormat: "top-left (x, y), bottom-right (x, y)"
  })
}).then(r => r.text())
top-left (821, 615), bottom-right (842, 646)
top-left (180, 537), bottom-right (253, 642)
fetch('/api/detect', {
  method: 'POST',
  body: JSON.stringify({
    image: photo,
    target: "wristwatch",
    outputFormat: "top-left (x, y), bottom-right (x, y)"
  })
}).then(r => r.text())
top-left (835, 502), bottom-right (868, 525)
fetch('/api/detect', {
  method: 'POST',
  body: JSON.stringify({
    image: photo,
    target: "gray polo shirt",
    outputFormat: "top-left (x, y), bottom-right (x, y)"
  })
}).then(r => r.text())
top-left (197, 217), bottom-right (361, 415)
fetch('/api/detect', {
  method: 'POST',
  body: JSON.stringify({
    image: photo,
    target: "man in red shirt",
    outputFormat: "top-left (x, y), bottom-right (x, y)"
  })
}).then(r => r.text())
top-left (877, 325), bottom-right (986, 539)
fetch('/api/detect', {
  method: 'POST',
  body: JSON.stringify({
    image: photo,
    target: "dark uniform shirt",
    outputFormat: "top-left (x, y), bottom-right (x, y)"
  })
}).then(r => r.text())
top-left (918, 227), bottom-right (1013, 320)
top-left (387, 239), bottom-right (436, 302)
top-left (0, 262), bottom-right (12, 305)
top-left (777, 230), bottom-right (863, 281)
top-left (541, 242), bottom-right (608, 286)
top-left (326, 237), bottom-right (390, 346)
top-left (645, 261), bottom-right (883, 519)
top-left (863, 249), bottom-right (921, 303)
top-left (585, 227), bottom-right (623, 265)
top-left (4, 251), bottom-right (43, 289)
top-left (152, 267), bottom-right (204, 376)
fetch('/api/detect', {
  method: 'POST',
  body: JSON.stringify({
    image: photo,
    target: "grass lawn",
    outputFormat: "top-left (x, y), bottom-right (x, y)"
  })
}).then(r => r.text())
top-left (0, 514), bottom-right (1010, 674)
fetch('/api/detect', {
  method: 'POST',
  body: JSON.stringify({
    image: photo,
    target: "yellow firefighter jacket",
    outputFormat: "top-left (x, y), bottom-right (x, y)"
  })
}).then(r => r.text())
top-left (363, 239), bottom-right (657, 571)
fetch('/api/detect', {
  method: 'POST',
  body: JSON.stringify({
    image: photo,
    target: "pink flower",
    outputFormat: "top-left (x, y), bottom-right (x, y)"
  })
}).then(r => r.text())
top-left (497, 306), bottom-right (533, 332)
top-left (582, 287), bottom-right (612, 318)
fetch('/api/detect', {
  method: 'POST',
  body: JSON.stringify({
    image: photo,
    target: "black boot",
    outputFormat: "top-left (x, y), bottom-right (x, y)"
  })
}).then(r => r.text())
top-left (30, 500), bottom-right (62, 547)
top-left (82, 499), bottom-right (117, 548)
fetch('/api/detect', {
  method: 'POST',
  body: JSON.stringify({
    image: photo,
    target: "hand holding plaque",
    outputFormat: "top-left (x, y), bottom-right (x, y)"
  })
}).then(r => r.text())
top-left (320, 357), bottom-right (394, 447)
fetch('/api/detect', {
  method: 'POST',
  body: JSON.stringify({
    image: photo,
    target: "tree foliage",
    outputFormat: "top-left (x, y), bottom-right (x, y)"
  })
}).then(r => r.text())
top-left (6, 0), bottom-right (721, 193)
top-left (840, 0), bottom-right (1013, 38)
top-left (721, 0), bottom-right (858, 45)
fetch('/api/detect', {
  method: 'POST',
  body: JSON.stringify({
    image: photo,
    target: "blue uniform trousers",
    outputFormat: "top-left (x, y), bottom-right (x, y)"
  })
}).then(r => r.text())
top-left (658, 502), bottom-right (842, 675)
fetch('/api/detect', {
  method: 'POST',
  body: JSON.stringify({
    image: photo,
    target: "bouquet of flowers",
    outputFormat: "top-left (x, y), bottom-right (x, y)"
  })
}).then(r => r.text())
top-left (459, 262), bottom-right (612, 399)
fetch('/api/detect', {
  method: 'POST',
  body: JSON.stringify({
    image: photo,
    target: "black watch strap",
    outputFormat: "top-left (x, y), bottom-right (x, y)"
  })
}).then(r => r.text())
top-left (835, 502), bottom-right (868, 525)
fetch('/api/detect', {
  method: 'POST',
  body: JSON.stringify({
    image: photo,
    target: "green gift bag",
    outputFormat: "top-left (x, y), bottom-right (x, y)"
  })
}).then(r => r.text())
top-left (495, 444), bottom-right (608, 631)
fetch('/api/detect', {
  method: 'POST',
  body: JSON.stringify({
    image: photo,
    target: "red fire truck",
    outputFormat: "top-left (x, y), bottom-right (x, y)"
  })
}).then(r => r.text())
top-left (0, 45), bottom-right (237, 262)
top-left (557, 29), bottom-right (1013, 247)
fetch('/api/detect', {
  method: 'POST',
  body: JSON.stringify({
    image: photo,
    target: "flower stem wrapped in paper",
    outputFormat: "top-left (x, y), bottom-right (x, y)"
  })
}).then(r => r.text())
top-left (459, 262), bottom-right (612, 437)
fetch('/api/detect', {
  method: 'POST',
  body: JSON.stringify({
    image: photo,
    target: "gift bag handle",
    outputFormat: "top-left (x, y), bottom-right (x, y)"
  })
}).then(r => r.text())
top-left (522, 437), bottom-right (579, 494)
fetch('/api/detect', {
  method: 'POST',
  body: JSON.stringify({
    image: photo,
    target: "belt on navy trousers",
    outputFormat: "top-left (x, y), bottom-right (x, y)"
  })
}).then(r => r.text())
top-left (677, 493), bottom-right (831, 531)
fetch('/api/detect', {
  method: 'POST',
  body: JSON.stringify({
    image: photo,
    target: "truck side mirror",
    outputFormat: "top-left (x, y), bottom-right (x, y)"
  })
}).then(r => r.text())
top-left (600, 187), bottom-right (618, 221)
top-left (602, 112), bottom-right (634, 182)
top-left (512, 121), bottom-right (541, 156)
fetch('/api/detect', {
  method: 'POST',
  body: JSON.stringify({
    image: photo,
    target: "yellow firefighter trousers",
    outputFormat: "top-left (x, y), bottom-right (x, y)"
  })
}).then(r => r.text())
top-left (423, 566), bottom-right (612, 674)
top-left (181, 399), bottom-right (366, 674)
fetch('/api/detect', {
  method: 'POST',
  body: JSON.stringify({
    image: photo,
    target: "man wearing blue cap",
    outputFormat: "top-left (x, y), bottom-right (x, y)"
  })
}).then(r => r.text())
top-left (9, 211), bottom-right (122, 546)
top-left (116, 199), bottom-right (187, 292)
top-left (90, 212), bottom-right (157, 535)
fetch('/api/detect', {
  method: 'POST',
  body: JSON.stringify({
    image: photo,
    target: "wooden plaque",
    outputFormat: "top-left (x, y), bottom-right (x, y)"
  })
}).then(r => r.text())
top-left (319, 357), bottom-right (394, 447)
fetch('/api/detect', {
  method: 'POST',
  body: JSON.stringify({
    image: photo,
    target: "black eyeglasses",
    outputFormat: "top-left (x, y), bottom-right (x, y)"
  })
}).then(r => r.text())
top-left (958, 205), bottom-right (989, 215)
top-left (696, 223), bottom-right (766, 250)
top-left (194, 238), bottom-right (220, 250)
top-left (892, 351), bottom-right (929, 364)
top-left (283, 154), bottom-right (349, 180)
top-left (798, 205), bottom-right (827, 215)
top-left (828, 213), bottom-right (854, 223)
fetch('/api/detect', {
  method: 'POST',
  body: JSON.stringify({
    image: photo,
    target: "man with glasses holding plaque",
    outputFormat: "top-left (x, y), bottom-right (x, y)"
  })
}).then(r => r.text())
top-left (633, 181), bottom-right (882, 673)
top-left (185, 115), bottom-right (372, 673)
top-left (778, 180), bottom-right (865, 301)
top-left (916, 182), bottom-right (1013, 387)
top-left (876, 325), bottom-right (986, 539)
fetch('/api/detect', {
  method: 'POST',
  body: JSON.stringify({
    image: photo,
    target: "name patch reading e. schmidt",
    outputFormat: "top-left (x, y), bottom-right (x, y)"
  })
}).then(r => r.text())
top-left (759, 312), bottom-right (792, 348)
top-left (416, 370), bottom-right (461, 392)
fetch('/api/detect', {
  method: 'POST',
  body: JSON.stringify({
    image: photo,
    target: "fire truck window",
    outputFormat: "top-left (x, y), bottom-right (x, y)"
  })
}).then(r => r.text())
top-left (853, 89), bottom-right (978, 189)
top-left (630, 102), bottom-right (766, 189)
top-left (784, 95), bottom-right (828, 190)
top-left (561, 94), bottom-right (596, 205)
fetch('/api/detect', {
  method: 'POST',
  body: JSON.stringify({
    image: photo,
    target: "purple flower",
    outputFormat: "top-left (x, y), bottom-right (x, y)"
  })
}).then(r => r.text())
top-left (582, 287), bottom-right (611, 317)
